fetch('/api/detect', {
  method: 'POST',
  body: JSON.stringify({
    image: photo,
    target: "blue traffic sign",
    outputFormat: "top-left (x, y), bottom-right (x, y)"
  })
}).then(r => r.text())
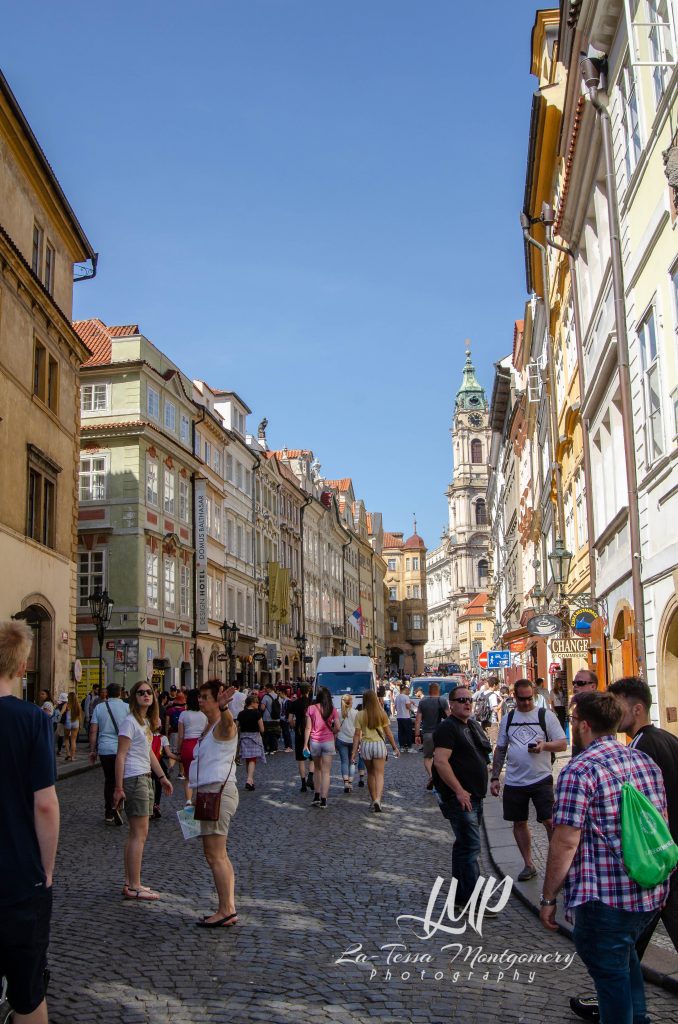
top-left (488, 650), bottom-right (511, 669)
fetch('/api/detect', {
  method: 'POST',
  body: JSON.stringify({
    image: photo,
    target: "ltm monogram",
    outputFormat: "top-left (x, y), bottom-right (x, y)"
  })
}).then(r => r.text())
top-left (396, 875), bottom-right (513, 939)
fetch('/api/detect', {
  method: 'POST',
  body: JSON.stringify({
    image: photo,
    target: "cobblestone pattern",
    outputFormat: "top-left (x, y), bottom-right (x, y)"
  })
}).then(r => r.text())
top-left (47, 750), bottom-right (678, 1023)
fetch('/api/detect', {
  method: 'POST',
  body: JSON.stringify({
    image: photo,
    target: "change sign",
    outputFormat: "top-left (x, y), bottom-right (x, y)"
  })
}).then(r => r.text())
top-left (552, 637), bottom-right (590, 658)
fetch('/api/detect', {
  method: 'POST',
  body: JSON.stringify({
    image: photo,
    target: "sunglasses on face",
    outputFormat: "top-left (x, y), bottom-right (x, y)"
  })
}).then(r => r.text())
top-left (136, 690), bottom-right (152, 697)
top-left (451, 697), bottom-right (473, 705)
top-left (573, 680), bottom-right (594, 688)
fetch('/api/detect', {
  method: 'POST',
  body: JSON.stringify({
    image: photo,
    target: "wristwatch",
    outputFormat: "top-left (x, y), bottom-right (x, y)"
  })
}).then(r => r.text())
top-left (539, 895), bottom-right (557, 907)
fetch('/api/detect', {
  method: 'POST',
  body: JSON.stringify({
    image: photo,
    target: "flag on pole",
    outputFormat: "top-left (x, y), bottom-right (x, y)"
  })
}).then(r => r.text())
top-left (347, 607), bottom-right (363, 636)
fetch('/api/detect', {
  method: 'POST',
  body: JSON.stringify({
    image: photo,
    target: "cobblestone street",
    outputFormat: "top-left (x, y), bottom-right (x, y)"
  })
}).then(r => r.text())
top-left (48, 751), bottom-right (678, 1023)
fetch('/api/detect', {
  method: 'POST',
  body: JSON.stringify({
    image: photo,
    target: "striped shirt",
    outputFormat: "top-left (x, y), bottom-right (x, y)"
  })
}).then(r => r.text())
top-left (553, 736), bottom-right (669, 912)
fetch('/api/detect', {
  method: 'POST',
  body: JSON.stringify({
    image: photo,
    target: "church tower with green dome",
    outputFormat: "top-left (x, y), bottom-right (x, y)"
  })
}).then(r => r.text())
top-left (424, 341), bottom-right (492, 670)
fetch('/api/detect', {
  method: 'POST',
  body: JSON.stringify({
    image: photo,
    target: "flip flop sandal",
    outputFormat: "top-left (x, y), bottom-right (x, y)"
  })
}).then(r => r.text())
top-left (196, 913), bottom-right (238, 928)
top-left (123, 886), bottom-right (159, 901)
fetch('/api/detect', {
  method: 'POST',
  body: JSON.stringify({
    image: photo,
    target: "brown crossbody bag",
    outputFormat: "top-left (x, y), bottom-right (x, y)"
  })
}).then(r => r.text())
top-left (194, 728), bottom-right (235, 821)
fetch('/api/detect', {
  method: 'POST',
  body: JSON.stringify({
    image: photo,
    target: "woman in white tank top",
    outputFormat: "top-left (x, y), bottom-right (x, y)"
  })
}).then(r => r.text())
top-left (190, 681), bottom-right (239, 927)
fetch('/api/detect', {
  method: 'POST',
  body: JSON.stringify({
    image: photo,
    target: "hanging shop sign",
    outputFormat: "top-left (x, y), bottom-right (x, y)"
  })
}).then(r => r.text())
top-left (552, 637), bottom-right (590, 657)
top-left (526, 613), bottom-right (564, 637)
top-left (570, 606), bottom-right (599, 637)
top-left (194, 478), bottom-right (208, 632)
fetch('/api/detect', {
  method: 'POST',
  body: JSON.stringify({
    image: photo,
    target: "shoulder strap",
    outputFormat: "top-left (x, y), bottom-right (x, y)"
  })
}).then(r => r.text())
top-left (506, 709), bottom-right (514, 731)
top-left (104, 700), bottom-right (120, 735)
top-left (538, 706), bottom-right (549, 740)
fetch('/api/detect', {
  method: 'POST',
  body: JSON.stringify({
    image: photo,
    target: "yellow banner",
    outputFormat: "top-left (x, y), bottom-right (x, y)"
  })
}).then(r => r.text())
top-left (268, 561), bottom-right (280, 621)
top-left (277, 567), bottom-right (290, 625)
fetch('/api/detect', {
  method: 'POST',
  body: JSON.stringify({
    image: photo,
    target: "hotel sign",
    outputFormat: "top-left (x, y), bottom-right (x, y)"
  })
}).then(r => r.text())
top-left (551, 637), bottom-right (590, 658)
top-left (195, 478), bottom-right (208, 632)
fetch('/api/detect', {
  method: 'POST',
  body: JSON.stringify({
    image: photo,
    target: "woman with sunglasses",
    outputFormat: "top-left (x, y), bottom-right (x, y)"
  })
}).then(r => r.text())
top-left (113, 680), bottom-right (173, 900)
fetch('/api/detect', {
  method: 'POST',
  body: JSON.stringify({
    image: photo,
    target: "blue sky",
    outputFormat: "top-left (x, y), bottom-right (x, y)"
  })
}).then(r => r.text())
top-left (3, 1), bottom-right (542, 550)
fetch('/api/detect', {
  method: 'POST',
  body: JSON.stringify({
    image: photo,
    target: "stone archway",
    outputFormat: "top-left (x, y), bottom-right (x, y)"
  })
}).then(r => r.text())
top-left (657, 597), bottom-right (678, 737)
top-left (17, 597), bottom-right (54, 703)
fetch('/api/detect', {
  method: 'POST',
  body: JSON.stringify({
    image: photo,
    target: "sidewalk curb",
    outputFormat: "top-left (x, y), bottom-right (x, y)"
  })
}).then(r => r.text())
top-left (481, 812), bottom-right (678, 996)
top-left (56, 761), bottom-right (99, 783)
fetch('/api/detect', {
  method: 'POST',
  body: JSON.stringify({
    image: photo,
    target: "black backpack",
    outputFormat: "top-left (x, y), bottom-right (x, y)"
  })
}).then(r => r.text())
top-left (268, 694), bottom-right (281, 721)
top-left (505, 707), bottom-right (555, 765)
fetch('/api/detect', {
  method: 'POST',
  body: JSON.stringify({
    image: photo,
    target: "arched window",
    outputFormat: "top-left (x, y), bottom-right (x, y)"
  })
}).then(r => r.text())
top-left (478, 559), bottom-right (489, 588)
top-left (471, 439), bottom-right (483, 464)
top-left (475, 499), bottom-right (487, 526)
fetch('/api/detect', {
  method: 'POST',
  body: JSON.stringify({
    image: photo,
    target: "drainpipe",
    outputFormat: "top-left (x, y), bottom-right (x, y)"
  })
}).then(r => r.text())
top-left (341, 537), bottom-right (352, 655)
top-left (191, 406), bottom-right (207, 685)
top-left (520, 214), bottom-right (566, 546)
top-left (542, 225), bottom-right (597, 598)
top-left (581, 53), bottom-right (646, 676)
top-left (250, 448), bottom-right (261, 687)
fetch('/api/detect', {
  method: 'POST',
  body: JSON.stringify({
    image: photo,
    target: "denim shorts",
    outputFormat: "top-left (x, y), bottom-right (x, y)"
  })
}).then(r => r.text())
top-left (310, 740), bottom-right (336, 757)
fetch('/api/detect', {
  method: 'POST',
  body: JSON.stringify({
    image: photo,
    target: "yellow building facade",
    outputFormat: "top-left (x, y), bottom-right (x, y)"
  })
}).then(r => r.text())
top-left (0, 71), bottom-right (95, 698)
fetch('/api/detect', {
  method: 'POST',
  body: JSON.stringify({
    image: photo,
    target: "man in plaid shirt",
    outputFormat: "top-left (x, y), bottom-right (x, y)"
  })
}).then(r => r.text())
top-left (539, 691), bottom-right (669, 1024)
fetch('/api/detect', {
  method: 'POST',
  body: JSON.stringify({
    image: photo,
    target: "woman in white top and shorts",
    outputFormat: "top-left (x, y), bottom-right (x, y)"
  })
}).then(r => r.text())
top-left (336, 694), bottom-right (358, 793)
top-left (177, 689), bottom-right (207, 805)
top-left (114, 680), bottom-right (173, 901)
top-left (190, 680), bottom-right (240, 928)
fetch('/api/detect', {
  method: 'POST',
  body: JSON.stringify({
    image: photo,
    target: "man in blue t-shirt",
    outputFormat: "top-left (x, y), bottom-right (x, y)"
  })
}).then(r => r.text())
top-left (0, 619), bottom-right (59, 1021)
top-left (88, 682), bottom-right (129, 825)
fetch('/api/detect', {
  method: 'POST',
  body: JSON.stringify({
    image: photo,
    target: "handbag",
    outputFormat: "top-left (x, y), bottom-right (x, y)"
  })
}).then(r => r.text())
top-left (193, 732), bottom-right (235, 821)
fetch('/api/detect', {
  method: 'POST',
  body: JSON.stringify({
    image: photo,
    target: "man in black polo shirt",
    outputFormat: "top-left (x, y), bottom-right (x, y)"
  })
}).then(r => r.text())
top-left (0, 619), bottom-right (59, 1023)
top-left (569, 676), bottom-right (678, 1022)
top-left (432, 686), bottom-right (491, 906)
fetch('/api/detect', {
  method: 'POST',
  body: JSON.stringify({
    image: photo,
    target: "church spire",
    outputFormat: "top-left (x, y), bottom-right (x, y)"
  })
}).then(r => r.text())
top-left (455, 339), bottom-right (487, 411)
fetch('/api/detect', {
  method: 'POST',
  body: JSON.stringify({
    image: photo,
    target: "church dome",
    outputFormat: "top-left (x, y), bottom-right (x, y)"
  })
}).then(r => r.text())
top-left (403, 532), bottom-right (425, 550)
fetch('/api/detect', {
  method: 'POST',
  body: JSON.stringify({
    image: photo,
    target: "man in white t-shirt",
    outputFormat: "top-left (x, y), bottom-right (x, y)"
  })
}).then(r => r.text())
top-left (394, 683), bottom-right (413, 752)
top-left (489, 677), bottom-right (566, 881)
top-left (229, 685), bottom-right (247, 720)
top-left (486, 677), bottom-right (501, 746)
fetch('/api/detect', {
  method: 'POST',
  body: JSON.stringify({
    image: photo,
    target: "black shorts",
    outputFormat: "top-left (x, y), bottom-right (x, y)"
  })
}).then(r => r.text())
top-left (502, 778), bottom-right (554, 823)
top-left (0, 886), bottom-right (52, 1015)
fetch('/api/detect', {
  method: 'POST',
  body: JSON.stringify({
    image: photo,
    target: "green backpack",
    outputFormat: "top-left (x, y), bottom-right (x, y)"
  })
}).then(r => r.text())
top-left (621, 782), bottom-right (678, 889)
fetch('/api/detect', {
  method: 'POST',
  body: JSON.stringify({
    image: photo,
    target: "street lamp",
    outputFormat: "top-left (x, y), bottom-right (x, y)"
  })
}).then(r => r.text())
top-left (220, 620), bottom-right (239, 684)
top-left (89, 589), bottom-right (114, 691)
top-left (548, 539), bottom-right (573, 589)
top-left (294, 632), bottom-right (307, 681)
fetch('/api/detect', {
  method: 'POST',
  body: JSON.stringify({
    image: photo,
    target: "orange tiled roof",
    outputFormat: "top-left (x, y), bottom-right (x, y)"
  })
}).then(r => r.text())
top-left (383, 532), bottom-right (404, 549)
top-left (324, 478), bottom-right (352, 492)
top-left (366, 512), bottom-right (373, 533)
top-left (458, 593), bottom-right (489, 619)
top-left (74, 318), bottom-right (140, 366)
top-left (270, 449), bottom-right (311, 459)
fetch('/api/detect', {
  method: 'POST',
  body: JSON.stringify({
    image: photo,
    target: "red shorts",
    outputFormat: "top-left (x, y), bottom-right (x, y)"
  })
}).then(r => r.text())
top-left (180, 738), bottom-right (199, 778)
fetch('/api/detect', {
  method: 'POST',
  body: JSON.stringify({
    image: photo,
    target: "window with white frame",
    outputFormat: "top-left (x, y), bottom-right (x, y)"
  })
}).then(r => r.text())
top-left (565, 487), bottom-right (575, 553)
top-left (406, 585), bottom-right (412, 598)
top-left (78, 550), bottom-right (104, 606)
top-left (204, 440), bottom-right (211, 466)
top-left (146, 457), bottom-right (159, 505)
top-left (237, 591), bottom-right (244, 626)
top-left (639, 305), bottom-right (664, 464)
top-left (475, 622), bottom-right (483, 632)
top-left (215, 578), bottom-right (223, 618)
top-left (412, 557), bottom-right (419, 570)
top-left (213, 448), bottom-right (221, 475)
top-left (79, 455), bottom-right (107, 501)
top-left (245, 469), bottom-right (252, 495)
top-left (81, 383), bottom-right (109, 413)
top-left (180, 564), bottom-right (191, 616)
top-left (164, 558), bottom-right (176, 612)
top-left (236, 524), bottom-right (243, 558)
top-left (180, 414), bottom-right (190, 444)
top-left (179, 478), bottom-right (189, 522)
top-left (206, 497), bottom-right (212, 535)
top-left (619, 60), bottom-right (642, 183)
top-left (163, 470), bottom-right (175, 515)
top-left (389, 586), bottom-right (397, 600)
top-left (390, 616), bottom-right (398, 632)
top-left (387, 558), bottom-right (396, 571)
top-left (226, 453), bottom-right (233, 481)
top-left (164, 400), bottom-right (176, 433)
top-left (146, 550), bottom-right (159, 608)
top-left (147, 385), bottom-right (160, 420)
top-left (555, 341), bottom-right (565, 408)
top-left (575, 469), bottom-right (587, 547)
top-left (194, 430), bottom-right (201, 457)
top-left (412, 614), bottom-right (424, 630)
top-left (413, 584), bottom-right (421, 598)
top-left (647, 0), bottom-right (674, 108)
top-left (207, 575), bottom-right (214, 617)
top-left (213, 503), bottom-right (221, 540)
top-left (226, 517), bottom-right (234, 553)
top-left (564, 300), bottom-right (576, 377)
top-left (236, 461), bottom-right (243, 489)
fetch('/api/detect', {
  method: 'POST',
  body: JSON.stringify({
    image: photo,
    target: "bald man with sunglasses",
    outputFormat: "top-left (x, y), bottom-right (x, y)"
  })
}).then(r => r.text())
top-left (432, 687), bottom-right (492, 906)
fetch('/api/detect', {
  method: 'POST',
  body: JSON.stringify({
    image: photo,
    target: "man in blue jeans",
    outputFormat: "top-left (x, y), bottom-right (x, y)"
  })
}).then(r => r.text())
top-left (540, 691), bottom-right (669, 1024)
top-left (432, 685), bottom-right (491, 906)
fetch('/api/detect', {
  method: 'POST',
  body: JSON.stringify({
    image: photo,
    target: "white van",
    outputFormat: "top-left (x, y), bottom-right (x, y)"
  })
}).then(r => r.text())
top-left (314, 655), bottom-right (377, 711)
